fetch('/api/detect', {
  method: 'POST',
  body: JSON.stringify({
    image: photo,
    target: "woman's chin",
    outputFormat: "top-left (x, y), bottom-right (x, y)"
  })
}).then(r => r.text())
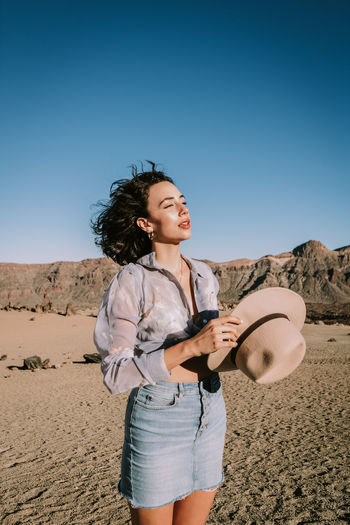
top-left (158, 230), bottom-right (192, 244)
top-left (180, 230), bottom-right (192, 241)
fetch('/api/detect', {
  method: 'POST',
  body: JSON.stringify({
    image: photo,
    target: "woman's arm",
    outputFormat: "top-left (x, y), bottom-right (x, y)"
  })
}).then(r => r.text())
top-left (164, 313), bottom-right (241, 371)
top-left (94, 266), bottom-right (240, 394)
top-left (94, 266), bottom-right (174, 394)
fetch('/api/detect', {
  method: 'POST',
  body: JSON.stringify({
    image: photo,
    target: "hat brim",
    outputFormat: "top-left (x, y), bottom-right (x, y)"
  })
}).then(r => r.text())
top-left (207, 287), bottom-right (306, 372)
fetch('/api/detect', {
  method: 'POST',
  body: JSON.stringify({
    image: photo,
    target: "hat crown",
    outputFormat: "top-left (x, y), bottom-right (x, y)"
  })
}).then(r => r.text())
top-left (207, 287), bottom-right (306, 384)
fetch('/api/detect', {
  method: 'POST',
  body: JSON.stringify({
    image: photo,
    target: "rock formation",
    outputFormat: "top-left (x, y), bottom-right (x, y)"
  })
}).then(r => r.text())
top-left (0, 258), bottom-right (119, 311)
top-left (207, 240), bottom-right (350, 306)
top-left (0, 240), bottom-right (349, 323)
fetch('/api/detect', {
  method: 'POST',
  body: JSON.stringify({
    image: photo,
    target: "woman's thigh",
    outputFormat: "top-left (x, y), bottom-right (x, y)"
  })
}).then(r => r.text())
top-left (173, 489), bottom-right (217, 525)
top-left (129, 501), bottom-right (174, 525)
top-left (129, 490), bottom-right (216, 525)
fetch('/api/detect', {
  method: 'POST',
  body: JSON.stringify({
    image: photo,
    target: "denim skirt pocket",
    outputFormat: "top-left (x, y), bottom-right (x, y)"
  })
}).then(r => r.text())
top-left (135, 384), bottom-right (178, 410)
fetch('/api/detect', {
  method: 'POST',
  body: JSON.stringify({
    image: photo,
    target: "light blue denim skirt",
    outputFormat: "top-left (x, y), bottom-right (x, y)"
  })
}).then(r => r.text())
top-left (118, 372), bottom-right (226, 508)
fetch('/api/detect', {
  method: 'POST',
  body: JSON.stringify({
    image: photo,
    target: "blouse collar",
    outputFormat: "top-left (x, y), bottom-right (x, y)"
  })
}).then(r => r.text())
top-left (136, 251), bottom-right (207, 279)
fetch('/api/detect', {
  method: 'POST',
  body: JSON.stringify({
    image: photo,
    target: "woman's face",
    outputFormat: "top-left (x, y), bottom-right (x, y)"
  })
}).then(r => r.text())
top-left (142, 181), bottom-right (191, 243)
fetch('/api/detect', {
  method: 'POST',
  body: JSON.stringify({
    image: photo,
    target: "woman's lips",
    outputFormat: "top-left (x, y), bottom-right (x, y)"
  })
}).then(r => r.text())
top-left (178, 220), bottom-right (191, 229)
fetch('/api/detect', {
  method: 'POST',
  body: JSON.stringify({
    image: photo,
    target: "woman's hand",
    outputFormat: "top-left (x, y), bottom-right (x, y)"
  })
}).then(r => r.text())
top-left (186, 314), bottom-right (242, 358)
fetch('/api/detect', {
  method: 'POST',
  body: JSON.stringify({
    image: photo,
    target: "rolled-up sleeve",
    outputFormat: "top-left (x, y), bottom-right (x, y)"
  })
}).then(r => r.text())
top-left (94, 266), bottom-right (170, 394)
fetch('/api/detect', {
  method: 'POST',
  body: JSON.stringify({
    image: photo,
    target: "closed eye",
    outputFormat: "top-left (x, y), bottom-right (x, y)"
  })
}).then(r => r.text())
top-left (164, 201), bottom-right (187, 209)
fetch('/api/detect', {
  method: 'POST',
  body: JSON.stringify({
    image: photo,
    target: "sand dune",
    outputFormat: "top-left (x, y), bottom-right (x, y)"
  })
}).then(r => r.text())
top-left (0, 311), bottom-right (349, 524)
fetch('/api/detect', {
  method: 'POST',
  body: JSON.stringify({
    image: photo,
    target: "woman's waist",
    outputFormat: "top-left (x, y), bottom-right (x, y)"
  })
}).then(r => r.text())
top-left (164, 364), bottom-right (208, 384)
top-left (153, 371), bottom-right (221, 394)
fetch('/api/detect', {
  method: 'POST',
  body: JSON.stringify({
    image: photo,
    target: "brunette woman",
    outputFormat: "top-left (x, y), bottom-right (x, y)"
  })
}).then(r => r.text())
top-left (92, 162), bottom-right (241, 525)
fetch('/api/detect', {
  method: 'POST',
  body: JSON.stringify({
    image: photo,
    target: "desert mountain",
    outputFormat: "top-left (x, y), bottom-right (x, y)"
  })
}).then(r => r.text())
top-left (207, 240), bottom-right (350, 305)
top-left (1, 240), bottom-right (349, 322)
top-left (0, 257), bottom-right (120, 311)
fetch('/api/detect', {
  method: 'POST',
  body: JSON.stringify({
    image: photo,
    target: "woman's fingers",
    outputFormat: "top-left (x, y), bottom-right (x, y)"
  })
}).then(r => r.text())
top-left (221, 314), bottom-right (242, 325)
top-left (210, 316), bottom-right (242, 329)
top-left (213, 338), bottom-right (238, 350)
top-left (218, 335), bottom-right (238, 345)
top-left (220, 325), bottom-right (239, 336)
top-left (213, 328), bottom-right (239, 351)
top-left (194, 315), bottom-right (243, 355)
top-left (214, 324), bottom-right (239, 338)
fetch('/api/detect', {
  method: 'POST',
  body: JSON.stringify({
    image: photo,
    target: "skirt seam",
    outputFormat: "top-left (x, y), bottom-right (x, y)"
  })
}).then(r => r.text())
top-left (129, 387), bottom-right (139, 504)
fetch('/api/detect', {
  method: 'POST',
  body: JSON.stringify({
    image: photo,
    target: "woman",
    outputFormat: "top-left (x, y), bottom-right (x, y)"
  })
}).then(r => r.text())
top-left (92, 162), bottom-right (241, 525)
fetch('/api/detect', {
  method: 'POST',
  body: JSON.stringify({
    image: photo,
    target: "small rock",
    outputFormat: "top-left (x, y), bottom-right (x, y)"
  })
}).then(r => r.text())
top-left (42, 359), bottom-right (51, 369)
top-left (23, 355), bottom-right (50, 370)
top-left (327, 337), bottom-right (336, 342)
top-left (24, 356), bottom-right (43, 370)
top-left (65, 303), bottom-right (76, 316)
top-left (0, 354), bottom-right (7, 361)
top-left (51, 363), bottom-right (61, 369)
top-left (294, 486), bottom-right (303, 497)
top-left (29, 317), bottom-right (35, 321)
top-left (83, 353), bottom-right (101, 364)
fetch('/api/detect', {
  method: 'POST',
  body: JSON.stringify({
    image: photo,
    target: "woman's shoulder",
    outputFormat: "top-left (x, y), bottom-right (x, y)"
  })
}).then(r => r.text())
top-left (115, 262), bottom-right (144, 282)
top-left (188, 257), bottom-right (219, 295)
top-left (188, 257), bottom-right (215, 278)
top-left (104, 262), bottom-right (144, 301)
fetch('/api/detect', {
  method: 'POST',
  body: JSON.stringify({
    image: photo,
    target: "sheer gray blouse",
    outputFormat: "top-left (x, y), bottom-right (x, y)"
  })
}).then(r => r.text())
top-left (94, 251), bottom-right (220, 394)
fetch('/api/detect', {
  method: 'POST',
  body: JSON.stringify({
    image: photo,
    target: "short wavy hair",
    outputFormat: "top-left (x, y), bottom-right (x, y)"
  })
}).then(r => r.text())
top-left (91, 161), bottom-right (174, 265)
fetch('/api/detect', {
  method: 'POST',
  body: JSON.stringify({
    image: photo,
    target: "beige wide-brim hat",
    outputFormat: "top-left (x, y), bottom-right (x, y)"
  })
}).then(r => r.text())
top-left (207, 287), bottom-right (306, 384)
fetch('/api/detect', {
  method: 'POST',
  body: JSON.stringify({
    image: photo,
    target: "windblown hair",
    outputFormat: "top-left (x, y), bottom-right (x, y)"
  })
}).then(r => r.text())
top-left (91, 161), bottom-right (174, 265)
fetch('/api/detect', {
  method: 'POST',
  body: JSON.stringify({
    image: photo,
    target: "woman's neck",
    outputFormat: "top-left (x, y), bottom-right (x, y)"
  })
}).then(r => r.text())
top-left (154, 243), bottom-right (182, 273)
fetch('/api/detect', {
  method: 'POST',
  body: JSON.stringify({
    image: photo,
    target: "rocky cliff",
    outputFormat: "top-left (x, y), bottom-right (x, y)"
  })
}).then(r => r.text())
top-left (0, 258), bottom-right (120, 311)
top-left (1, 240), bottom-right (349, 322)
top-left (208, 240), bottom-right (350, 305)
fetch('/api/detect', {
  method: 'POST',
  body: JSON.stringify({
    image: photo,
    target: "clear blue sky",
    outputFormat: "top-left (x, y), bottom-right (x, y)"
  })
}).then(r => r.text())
top-left (1, 0), bottom-right (349, 263)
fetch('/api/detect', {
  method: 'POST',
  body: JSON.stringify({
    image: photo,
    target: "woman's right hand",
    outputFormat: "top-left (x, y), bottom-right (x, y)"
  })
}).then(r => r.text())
top-left (186, 314), bottom-right (243, 358)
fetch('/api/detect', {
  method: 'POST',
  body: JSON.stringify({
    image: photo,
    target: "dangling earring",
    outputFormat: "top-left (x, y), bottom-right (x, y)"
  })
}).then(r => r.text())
top-left (148, 231), bottom-right (154, 241)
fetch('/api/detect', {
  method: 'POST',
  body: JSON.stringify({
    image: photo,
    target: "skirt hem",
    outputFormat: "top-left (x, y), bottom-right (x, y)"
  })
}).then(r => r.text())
top-left (118, 473), bottom-right (224, 509)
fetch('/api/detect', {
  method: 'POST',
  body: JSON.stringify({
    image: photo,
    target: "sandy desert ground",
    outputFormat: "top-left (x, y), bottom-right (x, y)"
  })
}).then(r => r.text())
top-left (0, 311), bottom-right (349, 524)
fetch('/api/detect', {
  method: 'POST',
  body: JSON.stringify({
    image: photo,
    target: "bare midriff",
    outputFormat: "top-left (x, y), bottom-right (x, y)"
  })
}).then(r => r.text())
top-left (165, 350), bottom-right (212, 382)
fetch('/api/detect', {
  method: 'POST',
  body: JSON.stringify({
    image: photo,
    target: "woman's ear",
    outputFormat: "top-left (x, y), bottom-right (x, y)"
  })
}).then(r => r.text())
top-left (136, 217), bottom-right (152, 234)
